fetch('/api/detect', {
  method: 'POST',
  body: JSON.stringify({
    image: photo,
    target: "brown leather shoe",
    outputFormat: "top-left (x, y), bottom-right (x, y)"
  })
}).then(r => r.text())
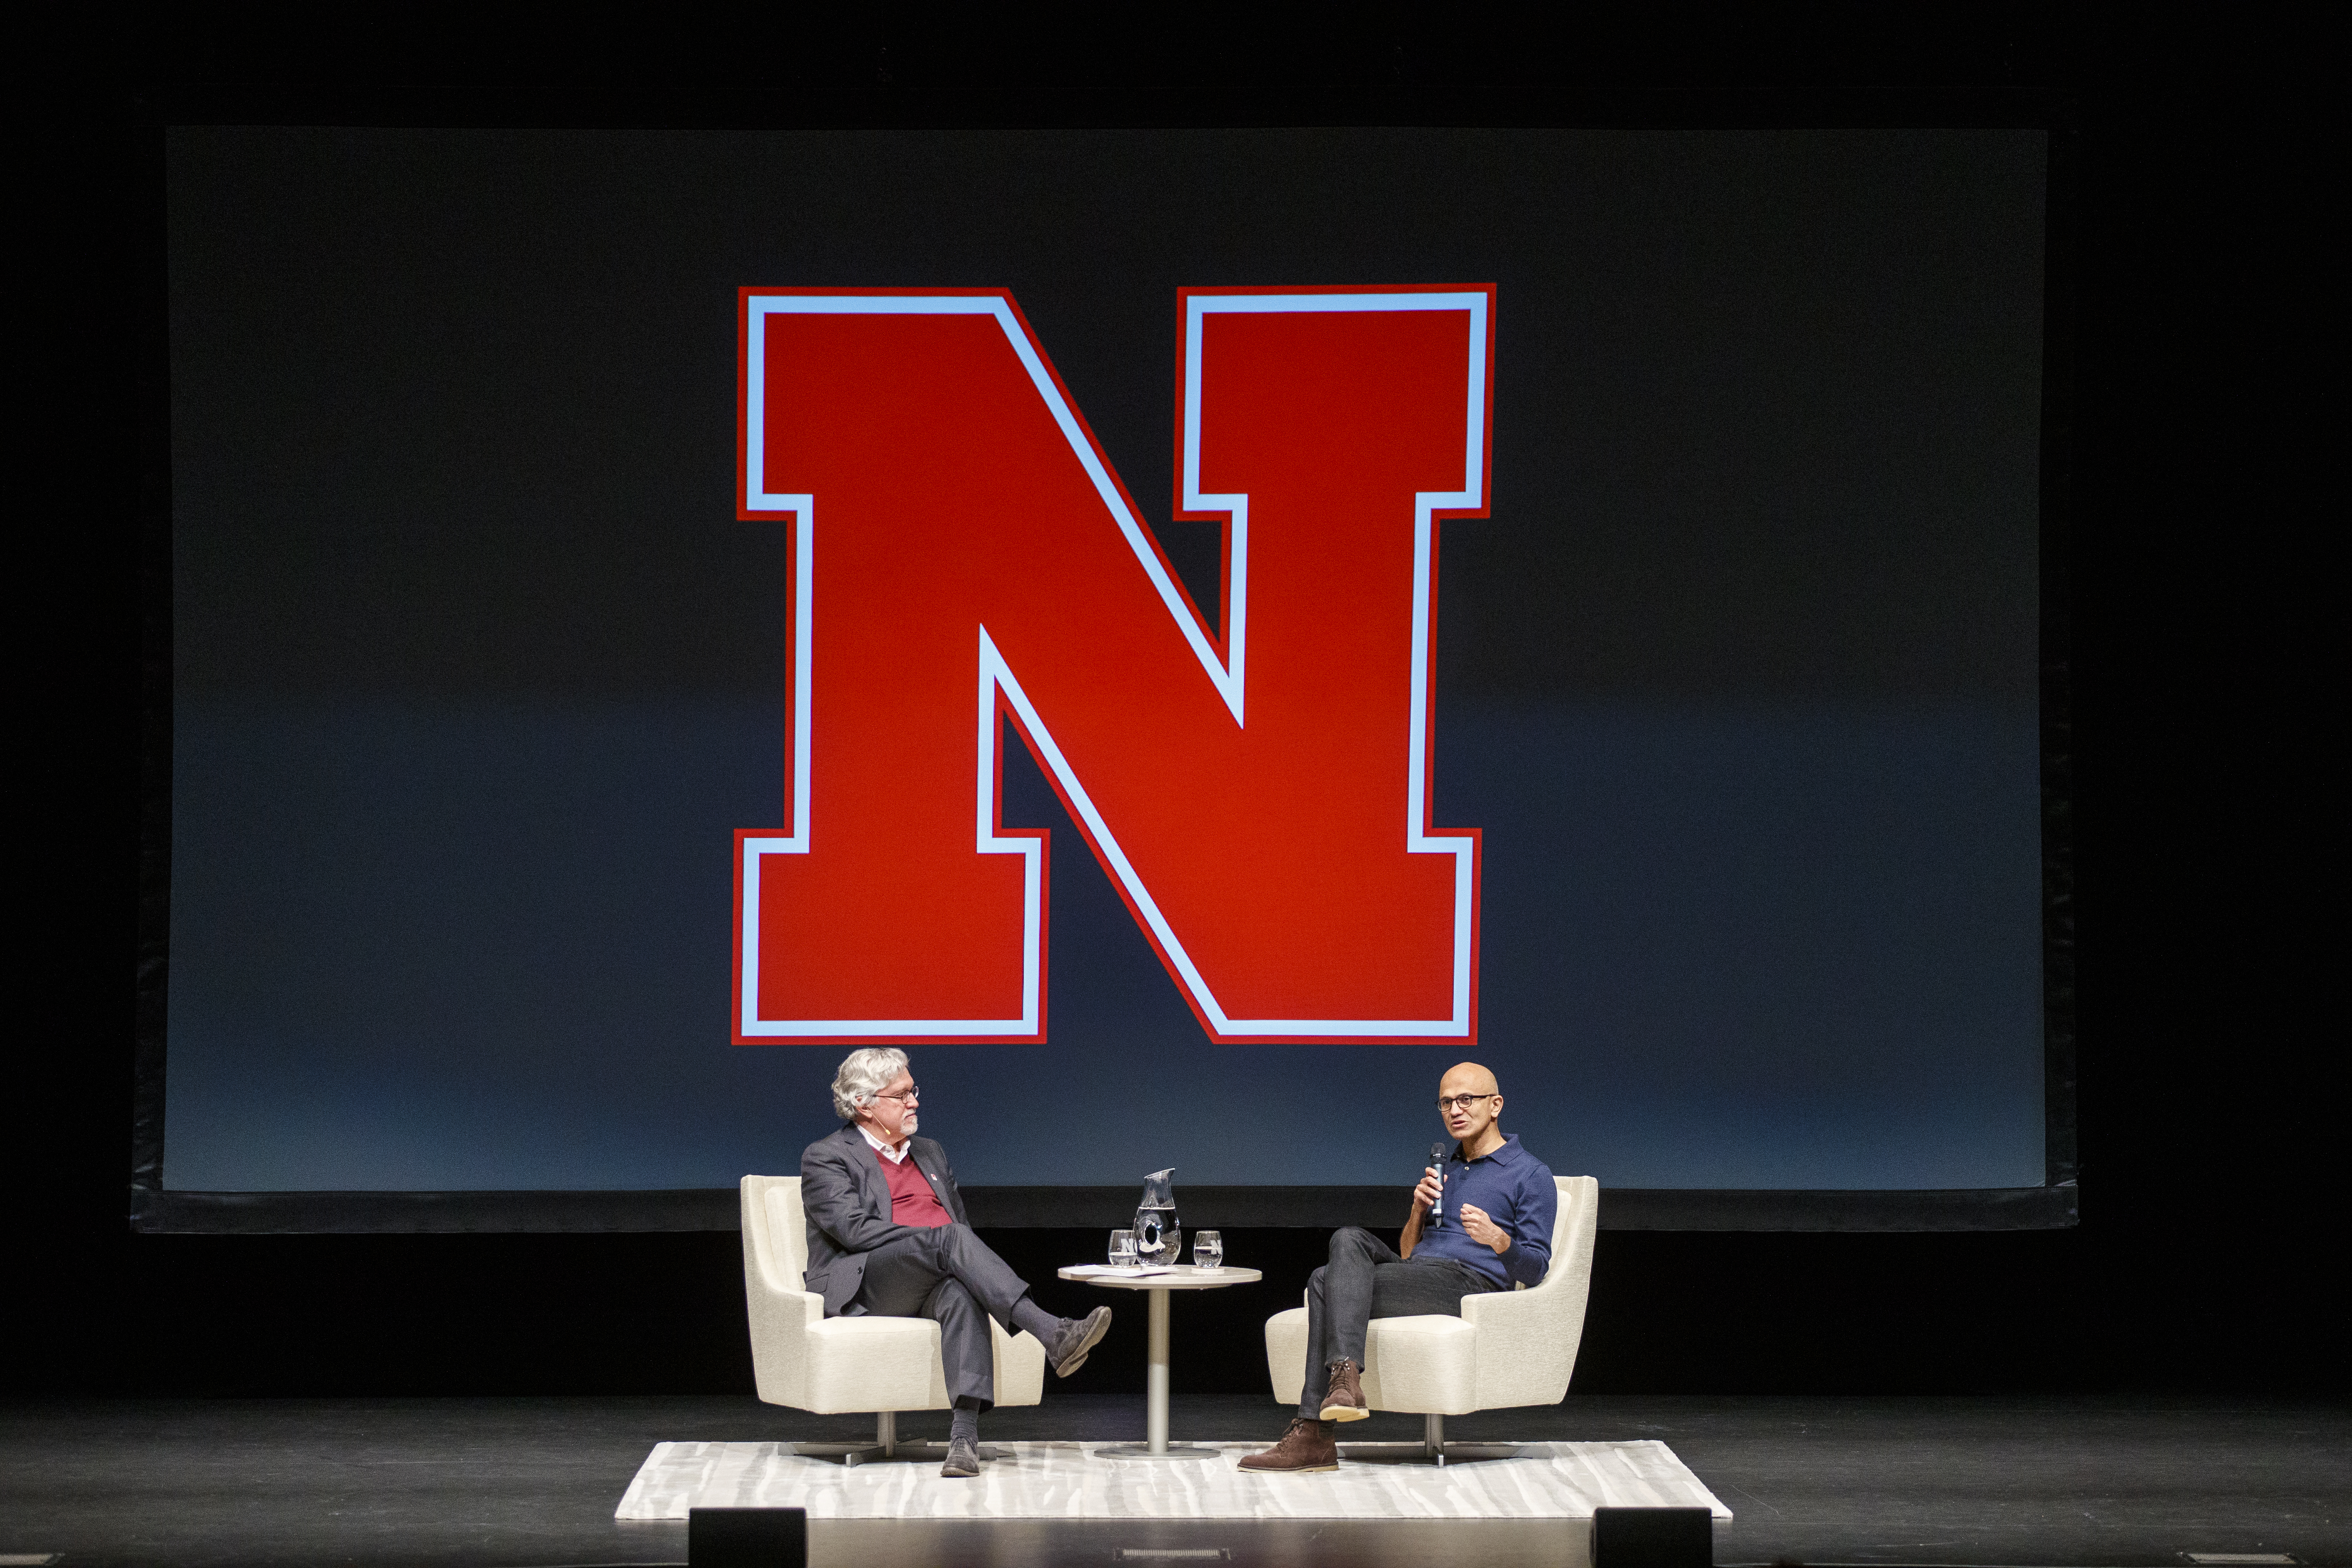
top-left (1318, 1359), bottom-right (1369, 1422)
top-left (1237, 1417), bottom-right (1339, 1473)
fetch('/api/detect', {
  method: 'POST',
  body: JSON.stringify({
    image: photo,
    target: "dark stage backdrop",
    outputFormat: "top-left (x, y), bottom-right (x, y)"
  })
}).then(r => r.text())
top-left (159, 127), bottom-right (2049, 1197)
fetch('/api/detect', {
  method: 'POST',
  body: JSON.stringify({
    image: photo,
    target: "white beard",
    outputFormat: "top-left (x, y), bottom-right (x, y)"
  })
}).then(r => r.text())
top-left (900, 1113), bottom-right (919, 1136)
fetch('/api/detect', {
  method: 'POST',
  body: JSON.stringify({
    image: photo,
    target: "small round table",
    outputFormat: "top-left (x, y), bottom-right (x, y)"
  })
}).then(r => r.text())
top-left (1058, 1265), bottom-right (1262, 1459)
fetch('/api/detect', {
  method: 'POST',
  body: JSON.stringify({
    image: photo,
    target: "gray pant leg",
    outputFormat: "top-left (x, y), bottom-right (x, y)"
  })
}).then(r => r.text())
top-left (921, 1276), bottom-right (994, 1408)
top-left (1297, 1226), bottom-right (1401, 1419)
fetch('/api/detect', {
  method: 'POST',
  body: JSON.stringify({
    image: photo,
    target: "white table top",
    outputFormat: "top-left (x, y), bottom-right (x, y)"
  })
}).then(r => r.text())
top-left (1057, 1265), bottom-right (1262, 1290)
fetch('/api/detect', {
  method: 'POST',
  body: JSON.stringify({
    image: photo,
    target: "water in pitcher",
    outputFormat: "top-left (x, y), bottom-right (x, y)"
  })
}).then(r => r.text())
top-left (1133, 1167), bottom-right (1182, 1267)
top-left (1133, 1207), bottom-right (1181, 1266)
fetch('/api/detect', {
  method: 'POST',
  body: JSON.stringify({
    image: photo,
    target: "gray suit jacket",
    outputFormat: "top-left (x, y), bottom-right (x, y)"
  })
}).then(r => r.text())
top-left (798, 1123), bottom-right (970, 1317)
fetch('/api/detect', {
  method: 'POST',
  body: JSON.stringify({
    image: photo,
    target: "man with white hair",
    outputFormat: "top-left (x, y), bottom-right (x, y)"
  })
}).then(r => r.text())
top-left (800, 1047), bottom-right (1113, 1478)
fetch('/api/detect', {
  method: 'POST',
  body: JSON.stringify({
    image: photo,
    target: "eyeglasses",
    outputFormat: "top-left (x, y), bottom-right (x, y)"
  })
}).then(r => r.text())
top-left (1436, 1093), bottom-right (1499, 1112)
top-left (872, 1087), bottom-right (921, 1103)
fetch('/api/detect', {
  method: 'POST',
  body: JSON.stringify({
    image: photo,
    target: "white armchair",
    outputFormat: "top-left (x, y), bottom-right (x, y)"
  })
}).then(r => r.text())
top-left (1262, 1175), bottom-right (1599, 1462)
top-left (740, 1175), bottom-right (1045, 1463)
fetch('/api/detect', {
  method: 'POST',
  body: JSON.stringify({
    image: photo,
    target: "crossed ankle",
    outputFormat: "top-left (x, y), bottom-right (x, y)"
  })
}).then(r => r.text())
top-left (1009, 1298), bottom-right (1062, 1343)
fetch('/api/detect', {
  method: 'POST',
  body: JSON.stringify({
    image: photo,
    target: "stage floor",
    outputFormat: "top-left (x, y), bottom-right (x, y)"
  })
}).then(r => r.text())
top-left (3, 1393), bottom-right (2345, 1568)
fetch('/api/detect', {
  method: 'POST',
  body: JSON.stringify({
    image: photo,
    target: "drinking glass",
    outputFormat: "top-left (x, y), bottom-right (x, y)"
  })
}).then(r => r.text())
top-left (1192, 1231), bottom-right (1223, 1271)
top-left (1108, 1228), bottom-right (1138, 1267)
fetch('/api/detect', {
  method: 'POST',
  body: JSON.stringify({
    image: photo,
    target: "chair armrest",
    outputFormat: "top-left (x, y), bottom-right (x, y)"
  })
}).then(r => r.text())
top-left (1458, 1284), bottom-right (1554, 1329)
top-left (742, 1281), bottom-right (826, 1407)
top-left (744, 1280), bottom-right (824, 1346)
top-left (1264, 1306), bottom-right (1311, 1406)
top-left (1459, 1280), bottom-right (1587, 1409)
top-left (758, 1286), bottom-right (826, 1323)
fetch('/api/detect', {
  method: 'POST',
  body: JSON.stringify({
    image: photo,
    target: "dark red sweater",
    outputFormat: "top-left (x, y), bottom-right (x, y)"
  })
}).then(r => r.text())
top-left (879, 1147), bottom-right (954, 1228)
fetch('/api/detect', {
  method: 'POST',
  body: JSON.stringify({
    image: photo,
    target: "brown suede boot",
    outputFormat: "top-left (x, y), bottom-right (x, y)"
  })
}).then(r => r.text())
top-left (1237, 1417), bottom-right (1340, 1473)
top-left (1317, 1359), bottom-right (1369, 1422)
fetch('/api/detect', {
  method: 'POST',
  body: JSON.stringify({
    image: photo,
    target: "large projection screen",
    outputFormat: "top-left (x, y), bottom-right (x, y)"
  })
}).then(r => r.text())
top-left (145, 125), bottom-right (2064, 1229)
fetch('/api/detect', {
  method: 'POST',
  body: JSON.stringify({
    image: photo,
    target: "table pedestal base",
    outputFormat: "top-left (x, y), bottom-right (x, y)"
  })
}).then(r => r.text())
top-left (1054, 1267), bottom-right (1264, 1464)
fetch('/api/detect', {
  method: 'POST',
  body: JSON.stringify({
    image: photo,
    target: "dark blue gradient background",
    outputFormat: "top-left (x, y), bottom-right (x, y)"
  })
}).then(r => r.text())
top-left (161, 127), bottom-right (2048, 1193)
top-left (165, 697), bottom-right (2041, 1188)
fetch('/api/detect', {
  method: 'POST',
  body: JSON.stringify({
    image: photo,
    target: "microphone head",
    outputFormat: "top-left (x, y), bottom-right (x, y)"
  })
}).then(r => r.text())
top-left (1429, 1140), bottom-right (1449, 1162)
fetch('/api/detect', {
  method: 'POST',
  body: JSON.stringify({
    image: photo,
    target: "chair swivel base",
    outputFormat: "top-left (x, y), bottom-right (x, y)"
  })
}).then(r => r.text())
top-left (1335, 1414), bottom-right (1521, 1466)
top-left (1336, 1440), bottom-right (1523, 1466)
top-left (793, 1412), bottom-right (1001, 1466)
top-left (794, 1440), bottom-right (1004, 1467)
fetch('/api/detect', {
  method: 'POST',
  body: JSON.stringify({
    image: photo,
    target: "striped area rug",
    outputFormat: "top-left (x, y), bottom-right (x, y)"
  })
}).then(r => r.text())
top-left (616, 1439), bottom-right (1732, 1522)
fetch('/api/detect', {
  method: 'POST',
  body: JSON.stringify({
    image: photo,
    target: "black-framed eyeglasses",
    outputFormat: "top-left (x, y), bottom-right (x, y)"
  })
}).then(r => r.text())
top-left (873, 1087), bottom-right (921, 1103)
top-left (1436, 1093), bottom-right (1499, 1112)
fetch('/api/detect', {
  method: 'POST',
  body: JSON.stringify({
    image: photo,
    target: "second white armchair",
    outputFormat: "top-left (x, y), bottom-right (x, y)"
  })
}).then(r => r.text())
top-left (1262, 1174), bottom-right (1599, 1462)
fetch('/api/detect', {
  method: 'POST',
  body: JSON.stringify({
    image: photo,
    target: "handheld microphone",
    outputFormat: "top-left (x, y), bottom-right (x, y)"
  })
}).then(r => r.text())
top-left (1427, 1140), bottom-right (1450, 1228)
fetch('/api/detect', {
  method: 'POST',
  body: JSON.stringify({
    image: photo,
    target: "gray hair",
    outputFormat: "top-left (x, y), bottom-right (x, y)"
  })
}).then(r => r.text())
top-left (831, 1047), bottom-right (910, 1122)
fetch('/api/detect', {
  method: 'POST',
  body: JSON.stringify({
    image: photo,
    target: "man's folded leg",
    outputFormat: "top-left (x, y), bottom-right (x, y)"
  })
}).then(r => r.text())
top-left (1247, 1227), bottom-right (1398, 1473)
top-left (1303, 1225), bottom-right (1401, 1423)
top-left (925, 1224), bottom-right (1113, 1378)
top-left (850, 1250), bottom-right (1000, 1478)
top-left (853, 1227), bottom-right (1115, 1385)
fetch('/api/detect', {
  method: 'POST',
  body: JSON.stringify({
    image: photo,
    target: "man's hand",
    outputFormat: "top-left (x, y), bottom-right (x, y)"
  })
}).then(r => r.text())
top-left (1457, 1202), bottom-right (1511, 1255)
top-left (1413, 1166), bottom-right (1445, 1214)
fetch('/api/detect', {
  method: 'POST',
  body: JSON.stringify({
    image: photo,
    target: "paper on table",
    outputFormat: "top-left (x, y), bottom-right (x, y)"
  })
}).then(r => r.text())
top-left (1063, 1264), bottom-right (1179, 1277)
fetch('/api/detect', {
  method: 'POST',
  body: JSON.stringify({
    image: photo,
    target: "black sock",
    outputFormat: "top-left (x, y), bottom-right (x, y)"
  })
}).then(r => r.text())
top-left (950, 1398), bottom-right (981, 1445)
top-left (1011, 1297), bottom-right (1062, 1344)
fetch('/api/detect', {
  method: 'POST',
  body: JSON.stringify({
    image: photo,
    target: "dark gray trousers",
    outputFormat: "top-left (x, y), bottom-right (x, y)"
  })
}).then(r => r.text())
top-left (1296, 1225), bottom-right (1500, 1420)
top-left (848, 1222), bottom-right (1033, 1409)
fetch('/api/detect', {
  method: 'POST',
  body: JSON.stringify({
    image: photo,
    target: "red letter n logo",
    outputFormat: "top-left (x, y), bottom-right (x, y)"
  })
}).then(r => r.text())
top-left (733, 286), bottom-right (1489, 1044)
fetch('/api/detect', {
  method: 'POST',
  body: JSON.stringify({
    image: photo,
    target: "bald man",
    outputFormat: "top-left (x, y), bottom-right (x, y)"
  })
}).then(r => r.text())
top-left (1240, 1063), bottom-right (1559, 1473)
